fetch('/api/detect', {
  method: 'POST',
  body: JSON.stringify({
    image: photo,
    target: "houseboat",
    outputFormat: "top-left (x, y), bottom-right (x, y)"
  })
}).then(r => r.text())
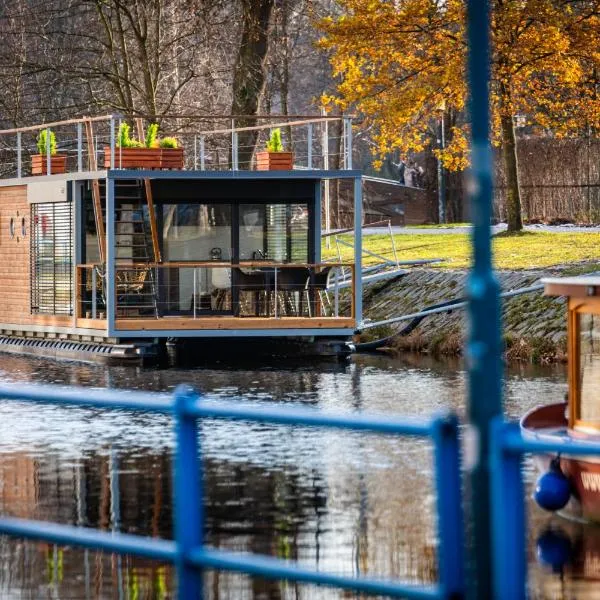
top-left (522, 276), bottom-right (600, 522)
top-left (0, 115), bottom-right (362, 364)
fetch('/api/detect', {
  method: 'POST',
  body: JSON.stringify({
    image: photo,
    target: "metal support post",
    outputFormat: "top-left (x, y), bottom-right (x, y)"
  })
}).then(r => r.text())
top-left (231, 119), bottom-right (238, 171)
top-left (353, 176), bottom-right (363, 325)
top-left (46, 127), bottom-right (51, 175)
top-left (334, 269), bottom-right (339, 317)
top-left (388, 220), bottom-right (399, 266)
top-left (232, 132), bottom-right (238, 171)
top-left (437, 113), bottom-right (446, 223)
top-left (322, 110), bottom-right (331, 248)
top-left (432, 416), bottom-right (465, 597)
top-left (117, 118), bottom-right (122, 169)
top-left (77, 123), bottom-right (83, 172)
top-left (194, 136), bottom-right (198, 170)
top-left (307, 123), bottom-right (313, 169)
top-left (16, 132), bottom-right (22, 178)
top-left (200, 136), bottom-right (205, 170)
top-left (193, 268), bottom-right (197, 318)
top-left (490, 420), bottom-right (526, 600)
top-left (465, 0), bottom-right (502, 597)
top-left (109, 117), bottom-right (115, 169)
top-left (106, 177), bottom-right (116, 334)
top-left (173, 386), bottom-right (203, 599)
top-left (274, 268), bottom-right (278, 318)
top-left (92, 267), bottom-right (97, 319)
top-left (345, 117), bottom-right (353, 170)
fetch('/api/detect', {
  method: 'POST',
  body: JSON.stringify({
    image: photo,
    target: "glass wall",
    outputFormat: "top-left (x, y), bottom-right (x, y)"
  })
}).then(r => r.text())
top-left (239, 203), bottom-right (308, 263)
top-left (162, 204), bottom-right (232, 261)
top-left (161, 204), bottom-right (232, 313)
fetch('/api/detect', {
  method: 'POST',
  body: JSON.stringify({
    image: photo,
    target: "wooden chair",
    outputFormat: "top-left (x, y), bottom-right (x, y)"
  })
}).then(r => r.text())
top-left (306, 266), bottom-right (334, 317)
top-left (275, 267), bottom-right (311, 316)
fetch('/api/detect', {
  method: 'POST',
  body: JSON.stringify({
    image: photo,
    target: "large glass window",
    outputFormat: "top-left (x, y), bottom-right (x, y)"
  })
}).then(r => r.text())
top-left (578, 312), bottom-right (600, 424)
top-left (239, 203), bottom-right (308, 262)
top-left (162, 204), bottom-right (232, 261)
top-left (31, 202), bottom-right (73, 315)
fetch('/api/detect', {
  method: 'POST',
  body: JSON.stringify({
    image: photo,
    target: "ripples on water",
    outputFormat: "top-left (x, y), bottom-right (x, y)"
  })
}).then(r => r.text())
top-left (0, 352), bottom-right (590, 599)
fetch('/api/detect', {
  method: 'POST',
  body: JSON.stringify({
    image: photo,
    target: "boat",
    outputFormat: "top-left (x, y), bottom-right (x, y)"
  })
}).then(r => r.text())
top-left (0, 115), bottom-right (364, 365)
top-left (521, 276), bottom-right (600, 523)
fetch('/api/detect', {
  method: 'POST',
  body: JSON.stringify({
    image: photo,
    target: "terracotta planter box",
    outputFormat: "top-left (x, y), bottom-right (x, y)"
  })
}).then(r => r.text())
top-left (256, 151), bottom-right (294, 171)
top-left (31, 154), bottom-right (67, 175)
top-left (104, 147), bottom-right (184, 170)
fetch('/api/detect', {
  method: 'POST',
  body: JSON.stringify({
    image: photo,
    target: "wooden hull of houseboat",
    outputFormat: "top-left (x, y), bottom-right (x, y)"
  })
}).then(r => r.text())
top-left (521, 403), bottom-right (600, 523)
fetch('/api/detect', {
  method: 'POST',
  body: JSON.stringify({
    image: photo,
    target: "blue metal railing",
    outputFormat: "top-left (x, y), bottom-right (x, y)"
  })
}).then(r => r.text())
top-left (0, 382), bottom-right (464, 599)
top-left (490, 419), bottom-right (600, 600)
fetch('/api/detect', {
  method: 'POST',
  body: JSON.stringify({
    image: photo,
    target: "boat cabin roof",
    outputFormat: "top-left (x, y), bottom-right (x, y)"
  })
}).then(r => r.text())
top-left (542, 276), bottom-right (600, 298)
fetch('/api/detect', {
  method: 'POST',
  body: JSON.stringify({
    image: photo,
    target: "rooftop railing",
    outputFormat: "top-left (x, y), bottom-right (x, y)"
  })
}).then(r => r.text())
top-left (0, 114), bottom-right (354, 179)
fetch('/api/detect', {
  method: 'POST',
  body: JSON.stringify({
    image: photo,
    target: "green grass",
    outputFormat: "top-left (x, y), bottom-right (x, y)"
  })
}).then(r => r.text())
top-left (405, 223), bottom-right (471, 229)
top-left (323, 231), bottom-right (600, 270)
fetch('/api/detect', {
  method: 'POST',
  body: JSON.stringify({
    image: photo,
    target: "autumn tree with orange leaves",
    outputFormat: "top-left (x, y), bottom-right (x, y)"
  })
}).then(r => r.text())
top-left (319, 0), bottom-right (600, 231)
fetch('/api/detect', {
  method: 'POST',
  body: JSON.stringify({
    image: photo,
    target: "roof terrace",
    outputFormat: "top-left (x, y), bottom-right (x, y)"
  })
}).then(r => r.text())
top-left (0, 114), bottom-right (355, 181)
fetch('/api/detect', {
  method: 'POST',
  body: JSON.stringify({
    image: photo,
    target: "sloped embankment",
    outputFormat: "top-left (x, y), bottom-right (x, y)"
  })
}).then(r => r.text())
top-left (360, 269), bottom-right (568, 363)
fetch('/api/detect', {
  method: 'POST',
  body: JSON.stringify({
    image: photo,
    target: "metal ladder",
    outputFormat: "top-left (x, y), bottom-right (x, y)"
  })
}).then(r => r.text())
top-left (99, 180), bottom-right (159, 318)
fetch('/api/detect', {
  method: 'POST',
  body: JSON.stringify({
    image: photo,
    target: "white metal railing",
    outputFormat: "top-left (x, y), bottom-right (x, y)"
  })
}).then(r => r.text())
top-left (0, 114), bottom-right (355, 179)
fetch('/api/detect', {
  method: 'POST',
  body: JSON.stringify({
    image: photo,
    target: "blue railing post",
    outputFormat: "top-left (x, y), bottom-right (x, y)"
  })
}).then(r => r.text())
top-left (490, 420), bottom-right (526, 600)
top-left (174, 385), bottom-right (204, 599)
top-left (432, 416), bottom-right (465, 598)
top-left (465, 0), bottom-right (502, 596)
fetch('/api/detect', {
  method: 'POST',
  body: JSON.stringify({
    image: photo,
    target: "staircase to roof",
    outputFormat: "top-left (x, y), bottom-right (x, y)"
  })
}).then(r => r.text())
top-left (97, 179), bottom-right (159, 318)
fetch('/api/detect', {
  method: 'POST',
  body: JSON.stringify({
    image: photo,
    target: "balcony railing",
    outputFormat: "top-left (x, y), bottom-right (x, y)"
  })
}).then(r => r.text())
top-left (76, 262), bottom-right (355, 326)
top-left (0, 114), bottom-right (354, 179)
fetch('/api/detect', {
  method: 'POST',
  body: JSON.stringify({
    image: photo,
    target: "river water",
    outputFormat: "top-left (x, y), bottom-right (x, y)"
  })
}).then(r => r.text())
top-left (0, 351), bottom-right (595, 599)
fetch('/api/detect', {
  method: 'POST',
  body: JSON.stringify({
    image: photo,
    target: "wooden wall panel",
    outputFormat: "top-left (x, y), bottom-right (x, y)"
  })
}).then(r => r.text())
top-left (0, 186), bottom-right (33, 325)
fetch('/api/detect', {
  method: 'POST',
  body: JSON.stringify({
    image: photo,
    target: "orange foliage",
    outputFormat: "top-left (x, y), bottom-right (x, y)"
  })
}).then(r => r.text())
top-left (318, 0), bottom-right (600, 171)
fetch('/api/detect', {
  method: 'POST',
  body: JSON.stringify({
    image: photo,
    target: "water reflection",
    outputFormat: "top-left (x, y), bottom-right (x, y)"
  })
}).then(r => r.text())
top-left (0, 351), bottom-right (588, 598)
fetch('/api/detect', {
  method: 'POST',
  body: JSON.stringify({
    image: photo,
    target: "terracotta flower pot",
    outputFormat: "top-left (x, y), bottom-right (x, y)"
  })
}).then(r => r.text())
top-left (256, 151), bottom-right (294, 171)
top-left (104, 147), bottom-right (184, 170)
top-left (31, 154), bottom-right (67, 175)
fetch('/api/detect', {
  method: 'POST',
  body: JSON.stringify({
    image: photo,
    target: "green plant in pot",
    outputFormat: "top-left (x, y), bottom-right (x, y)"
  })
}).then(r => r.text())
top-left (108, 122), bottom-right (183, 169)
top-left (32, 129), bottom-right (66, 175)
top-left (256, 128), bottom-right (293, 171)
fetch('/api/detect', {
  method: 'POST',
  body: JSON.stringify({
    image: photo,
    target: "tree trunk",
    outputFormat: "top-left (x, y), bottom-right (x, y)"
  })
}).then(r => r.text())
top-left (231, 0), bottom-right (276, 169)
top-left (500, 114), bottom-right (523, 232)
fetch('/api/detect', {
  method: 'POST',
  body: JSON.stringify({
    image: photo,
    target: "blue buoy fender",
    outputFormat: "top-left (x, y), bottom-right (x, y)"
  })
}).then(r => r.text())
top-left (533, 460), bottom-right (571, 512)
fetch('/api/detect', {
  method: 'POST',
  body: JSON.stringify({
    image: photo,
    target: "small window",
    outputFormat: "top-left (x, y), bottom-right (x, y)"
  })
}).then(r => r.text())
top-left (578, 312), bottom-right (600, 425)
top-left (9, 218), bottom-right (14, 239)
top-left (21, 217), bottom-right (26, 237)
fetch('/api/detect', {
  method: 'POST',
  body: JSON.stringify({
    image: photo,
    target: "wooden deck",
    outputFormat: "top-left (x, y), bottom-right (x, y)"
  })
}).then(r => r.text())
top-left (114, 316), bottom-right (355, 331)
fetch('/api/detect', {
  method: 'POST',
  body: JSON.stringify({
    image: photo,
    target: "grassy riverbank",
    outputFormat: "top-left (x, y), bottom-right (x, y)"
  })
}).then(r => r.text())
top-left (324, 230), bottom-right (600, 269)
top-left (358, 267), bottom-right (569, 364)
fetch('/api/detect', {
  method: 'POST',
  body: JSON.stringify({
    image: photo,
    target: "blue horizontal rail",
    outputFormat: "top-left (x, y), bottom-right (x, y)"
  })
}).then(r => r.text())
top-left (490, 418), bottom-right (600, 600)
top-left (0, 382), bottom-right (464, 599)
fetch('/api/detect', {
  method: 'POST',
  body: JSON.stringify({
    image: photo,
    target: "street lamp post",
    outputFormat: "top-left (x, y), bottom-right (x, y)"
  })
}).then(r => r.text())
top-left (437, 106), bottom-right (447, 224)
